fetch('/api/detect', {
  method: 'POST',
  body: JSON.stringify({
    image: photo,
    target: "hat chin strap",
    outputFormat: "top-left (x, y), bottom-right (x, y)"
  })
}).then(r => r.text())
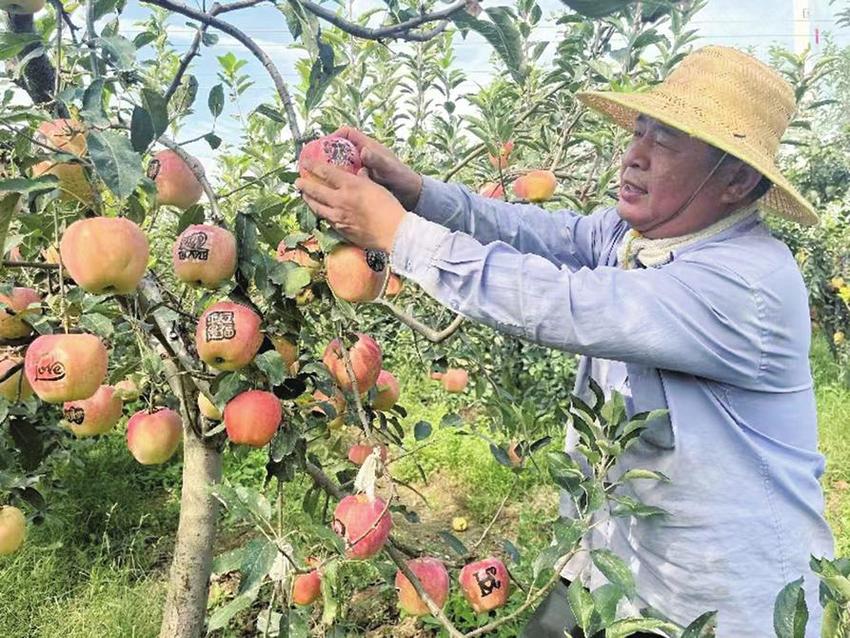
top-left (637, 151), bottom-right (729, 237)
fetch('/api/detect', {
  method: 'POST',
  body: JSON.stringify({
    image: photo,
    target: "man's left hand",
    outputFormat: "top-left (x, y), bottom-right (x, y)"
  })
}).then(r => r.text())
top-left (295, 160), bottom-right (407, 253)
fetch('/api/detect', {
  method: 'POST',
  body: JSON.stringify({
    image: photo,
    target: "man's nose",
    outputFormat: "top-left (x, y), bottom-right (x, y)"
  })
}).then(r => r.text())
top-left (622, 138), bottom-right (650, 171)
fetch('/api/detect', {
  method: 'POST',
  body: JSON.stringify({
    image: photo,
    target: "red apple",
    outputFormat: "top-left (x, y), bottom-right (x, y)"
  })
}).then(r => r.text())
top-left (60, 217), bottom-right (150, 294)
top-left (126, 408), bottom-right (182, 465)
top-left (63, 385), bottom-right (123, 437)
top-left (195, 301), bottom-right (263, 371)
top-left (298, 135), bottom-right (362, 185)
top-left (197, 393), bottom-right (222, 420)
top-left (479, 182), bottom-right (505, 199)
top-left (347, 444), bottom-right (388, 466)
top-left (291, 569), bottom-right (322, 606)
top-left (441, 368), bottom-right (469, 393)
top-left (332, 494), bottom-right (392, 559)
top-left (147, 149), bottom-right (204, 210)
top-left (513, 169), bottom-right (557, 202)
top-left (0, 505), bottom-right (26, 556)
top-left (224, 390), bottom-right (281, 447)
top-left (372, 370), bottom-right (399, 411)
top-left (325, 244), bottom-right (384, 303)
top-left (173, 224), bottom-right (237, 288)
top-left (322, 333), bottom-right (382, 392)
top-left (488, 141), bottom-right (514, 171)
top-left (276, 236), bottom-right (321, 270)
top-left (395, 557), bottom-right (450, 616)
top-left (24, 333), bottom-right (108, 403)
top-left (459, 557), bottom-right (510, 613)
top-left (0, 287), bottom-right (41, 339)
top-left (114, 378), bottom-right (141, 402)
top-left (0, 357), bottom-right (32, 402)
top-left (31, 118), bottom-right (92, 204)
top-left (270, 334), bottom-right (299, 374)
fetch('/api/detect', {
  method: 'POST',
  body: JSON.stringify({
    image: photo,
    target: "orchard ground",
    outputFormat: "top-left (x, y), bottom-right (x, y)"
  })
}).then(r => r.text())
top-left (0, 334), bottom-right (847, 638)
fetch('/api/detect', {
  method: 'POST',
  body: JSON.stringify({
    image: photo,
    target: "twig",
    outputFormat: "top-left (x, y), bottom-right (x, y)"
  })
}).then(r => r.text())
top-left (52, 208), bottom-right (68, 333)
top-left (468, 476), bottom-right (516, 553)
top-left (374, 299), bottom-right (465, 343)
top-left (2, 260), bottom-right (59, 270)
top-left (335, 325), bottom-right (372, 437)
top-left (296, 0), bottom-right (466, 42)
top-left (141, 0), bottom-right (302, 149)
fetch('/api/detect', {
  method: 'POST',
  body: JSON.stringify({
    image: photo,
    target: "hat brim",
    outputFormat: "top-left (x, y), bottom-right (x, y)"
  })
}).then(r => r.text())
top-left (577, 90), bottom-right (819, 226)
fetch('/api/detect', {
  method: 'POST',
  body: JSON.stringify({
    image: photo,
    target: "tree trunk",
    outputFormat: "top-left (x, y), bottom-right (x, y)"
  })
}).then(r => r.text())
top-left (158, 427), bottom-right (222, 638)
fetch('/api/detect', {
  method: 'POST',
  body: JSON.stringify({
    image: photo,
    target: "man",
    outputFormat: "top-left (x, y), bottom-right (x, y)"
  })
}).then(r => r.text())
top-left (296, 46), bottom-right (835, 636)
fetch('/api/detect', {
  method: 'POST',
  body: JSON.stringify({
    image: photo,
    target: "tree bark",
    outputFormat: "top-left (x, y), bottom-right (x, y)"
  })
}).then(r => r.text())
top-left (158, 426), bottom-right (222, 638)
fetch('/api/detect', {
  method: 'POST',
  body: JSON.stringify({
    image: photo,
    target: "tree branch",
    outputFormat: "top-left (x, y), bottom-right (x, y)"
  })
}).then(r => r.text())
top-left (141, 0), bottom-right (302, 148)
top-left (374, 299), bottom-right (465, 343)
top-left (295, 0), bottom-right (468, 42)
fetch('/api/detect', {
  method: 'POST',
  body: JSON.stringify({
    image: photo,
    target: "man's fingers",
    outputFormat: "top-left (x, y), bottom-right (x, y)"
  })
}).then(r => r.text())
top-left (302, 193), bottom-right (338, 224)
top-left (334, 126), bottom-right (374, 150)
top-left (294, 176), bottom-right (338, 207)
top-left (302, 161), bottom-right (354, 189)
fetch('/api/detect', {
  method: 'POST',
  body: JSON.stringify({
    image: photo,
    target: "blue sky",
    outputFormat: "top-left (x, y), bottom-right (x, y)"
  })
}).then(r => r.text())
top-left (118, 0), bottom-right (850, 178)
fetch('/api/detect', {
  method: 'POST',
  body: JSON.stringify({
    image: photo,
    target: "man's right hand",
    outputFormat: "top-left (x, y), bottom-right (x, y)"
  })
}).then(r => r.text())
top-left (334, 127), bottom-right (423, 211)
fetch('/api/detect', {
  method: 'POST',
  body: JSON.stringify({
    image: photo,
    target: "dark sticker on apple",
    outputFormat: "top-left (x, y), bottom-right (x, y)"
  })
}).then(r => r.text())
top-left (64, 406), bottom-right (85, 425)
top-left (474, 567), bottom-right (502, 597)
top-left (177, 231), bottom-right (209, 261)
top-left (205, 311), bottom-right (236, 341)
top-left (365, 249), bottom-right (386, 273)
top-left (35, 359), bottom-right (66, 382)
top-left (146, 158), bottom-right (161, 180)
top-left (323, 138), bottom-right (357, 169)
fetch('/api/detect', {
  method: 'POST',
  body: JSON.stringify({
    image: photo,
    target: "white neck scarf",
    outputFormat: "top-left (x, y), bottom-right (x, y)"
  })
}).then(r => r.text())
top-left (617, 203), bottom-right (760, 270)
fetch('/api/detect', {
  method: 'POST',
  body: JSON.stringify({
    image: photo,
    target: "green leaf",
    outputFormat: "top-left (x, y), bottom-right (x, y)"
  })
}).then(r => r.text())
top-left (81, 79), bottom-right (109, 127)
top-left (96, 35), bottom-right (136, 70)
top-left (255, 103), bottom-right (286, 123)
top-left (0, 194), bottom-right (20, 268)
top-left (547, 451), bottom-right (585, 495)
top-left (176, 205), bottom-right (204, 234)
top-left (239, 538), bottom-right (278, 594)
top-left (590, 584), bottom-right (623, 630)
top-left (130, 106), bottom-right (154, 153)
top-left (284, 267), bottom-right (312, 297)
top-left (489, 443), bottom-right (513, 467)
top-left (438, 531), bottom-right (469, 557)
top-left (681, 611), bottom-right (718, 638)
top-left (255, 350), bottom-right (287, 386)
top-left (413, 421), bottom-right (432, 441)
top-left (452, 7), bottom-right (527, 85)
top-left (80, 313), bottom-right (114, 338)
top-left (0, 33), bottom-right (41, 60)
top-left (560, 0), bottom-right (637, 18)
top-left (591, 549), bottom-right (636, 599)
top-left (141, 89), bottom-right (168, 138)
top-left (617, 468), bottom-right (671, 483)
top-left (320, 559), bottom-right (339, 626)
top-left (0, 177), bottom-right (57, 194)
top-left (212, 546), bottom-right (246, 575)
top-left (532, 545), bottom-right (562, 581)
top-left (204, 133), bottom-right (222, 149)
top-left (206, 588), bottom-right (259, 632)
top-left (305, 59), bottom-right (347, 113)
top-left (86, 131), bottom-right (143, 199)
top-left (821, 601), bottom-right (840, 638)
top-left (566, 580), bottom-right (596, 630)
top-left (773, 577), bottom-right (809, 638)
top-left (610, 495), bottom-right (669, 519)
top-left (606, 618), bottom-right (680, 638)
top-left (208, 83), bottom-right (224, 118)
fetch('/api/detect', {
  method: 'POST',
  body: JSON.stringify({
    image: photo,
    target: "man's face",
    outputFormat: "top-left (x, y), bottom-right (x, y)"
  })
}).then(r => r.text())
top-left (617, 115), bottom-right (725, 236)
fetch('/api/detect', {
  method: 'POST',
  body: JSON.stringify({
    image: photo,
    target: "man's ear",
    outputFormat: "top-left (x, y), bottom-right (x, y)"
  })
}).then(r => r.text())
top-left (719, 160), bottom-right (763, 205)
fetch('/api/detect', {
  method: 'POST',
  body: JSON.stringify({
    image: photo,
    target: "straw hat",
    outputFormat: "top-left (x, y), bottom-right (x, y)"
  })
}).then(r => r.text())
top-left (577, 45), bottom-right (818, 226)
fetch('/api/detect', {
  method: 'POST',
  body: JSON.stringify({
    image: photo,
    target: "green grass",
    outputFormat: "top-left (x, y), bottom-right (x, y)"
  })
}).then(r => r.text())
top-left (0, 336), bottom-right (847, 637)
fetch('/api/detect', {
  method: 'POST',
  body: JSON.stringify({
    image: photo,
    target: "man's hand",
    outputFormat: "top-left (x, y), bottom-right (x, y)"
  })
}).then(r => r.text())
top-left (295, 160), bottom-right (407, 253)
top-left (334, 127), bottom-right (423, 211)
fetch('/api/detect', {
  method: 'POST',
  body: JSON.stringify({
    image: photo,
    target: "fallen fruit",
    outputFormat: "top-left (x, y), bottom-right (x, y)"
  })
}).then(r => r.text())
top-left (332, 494), bottom-right (392, 559)
top-left (197, 393), bottom-right (222, 420)
top-left (395, 557), bottom-right (450, 616)
top-left (173, 224), bottom-right (237, 288)
top-left (24, 333), bottom-right (108, 403)
top-left (63, 385), bottom-right (123, 437)
top-left (60, 217), bottom-right (150, 294)
top-left (0, 505), bottom-right (26, 556)
top-left (322, 333), bottom-right (382, 392)
top-left (195, 301), bottom-right (263, 371)
top-left (126, 408), bottom-right (182, 465)
top-left (325, 244), bottom-right (384, 303)
top-left (147, 149), bottom-right (204, 209)
top-left (299, 135), bottom-right (363, 185)
top-left (513, 169), bottom-right (557, 203)
top-left (291, 569), bottom-right (322, 606)
top-left (459, 557), bottom-right (510, 613)
top-left (835, 331), bottom-right (846, 346)
top-left (372, 370), bottom-right (400, 411)
top-left (0, 287), bottom-right (41, 339)
top-left (0, 357), bottom-right (32, 402)
top-left (224, 390), bottom-right (281, 447)
top-left (451, 516), bottom-right (469, 532)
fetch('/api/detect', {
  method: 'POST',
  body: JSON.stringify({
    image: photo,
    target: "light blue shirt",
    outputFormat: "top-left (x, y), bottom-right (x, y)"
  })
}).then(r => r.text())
top-left (390, 176), bottom-right (834, 636)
